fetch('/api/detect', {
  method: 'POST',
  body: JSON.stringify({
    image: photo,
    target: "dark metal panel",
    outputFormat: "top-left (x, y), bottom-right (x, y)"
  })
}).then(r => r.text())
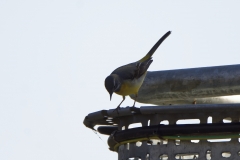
top-left (140, 103), bottom-right (240, 114)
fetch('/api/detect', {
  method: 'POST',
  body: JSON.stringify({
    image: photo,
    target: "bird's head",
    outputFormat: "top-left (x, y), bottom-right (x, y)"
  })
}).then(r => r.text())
top-left (104, 75), bottom-right (121, 100)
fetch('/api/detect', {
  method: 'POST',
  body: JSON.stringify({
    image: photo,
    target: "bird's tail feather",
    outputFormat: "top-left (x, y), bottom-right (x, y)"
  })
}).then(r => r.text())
top-left (138, 31), bottom-right (171, 63)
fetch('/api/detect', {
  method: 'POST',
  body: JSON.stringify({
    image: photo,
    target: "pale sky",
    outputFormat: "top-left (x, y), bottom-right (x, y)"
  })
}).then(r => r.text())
top-left (1, 1), bottom-right (240, 159)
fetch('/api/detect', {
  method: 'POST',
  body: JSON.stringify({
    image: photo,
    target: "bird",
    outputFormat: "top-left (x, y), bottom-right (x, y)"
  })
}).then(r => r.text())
top-left (104, 31), bottom-right (171, 111)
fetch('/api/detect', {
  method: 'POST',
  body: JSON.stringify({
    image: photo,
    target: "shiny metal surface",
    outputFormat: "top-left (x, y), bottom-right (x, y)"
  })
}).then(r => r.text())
top-left (131, 64), bottom-right (240, 105)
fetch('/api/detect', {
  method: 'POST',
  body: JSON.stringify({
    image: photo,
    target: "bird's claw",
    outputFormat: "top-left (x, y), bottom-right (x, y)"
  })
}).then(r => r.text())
top-left (113, 106), bottom-right (120, 115)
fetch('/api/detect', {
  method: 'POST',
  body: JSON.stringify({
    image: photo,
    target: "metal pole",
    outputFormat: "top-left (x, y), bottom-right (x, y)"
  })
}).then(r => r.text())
top-left (131, 64), bottom-right (240, 105)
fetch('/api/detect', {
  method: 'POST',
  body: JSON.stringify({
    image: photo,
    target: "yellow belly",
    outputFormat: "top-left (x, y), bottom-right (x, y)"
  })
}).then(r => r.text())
top-left (115, 82), bottom-right (139, 96)
top-left (115, 72), bottom-right (147, 96)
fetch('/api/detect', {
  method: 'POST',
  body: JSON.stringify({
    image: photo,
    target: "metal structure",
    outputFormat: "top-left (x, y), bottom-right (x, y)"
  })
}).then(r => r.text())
top-left (132, 64), bottom-right (240, 105)
top-left (83, 64), bottom-right (240, 160)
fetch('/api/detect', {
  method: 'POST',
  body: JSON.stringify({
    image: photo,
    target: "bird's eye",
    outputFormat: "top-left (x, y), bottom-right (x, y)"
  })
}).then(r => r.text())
top-left (114, 82), bottom-right (119, 89)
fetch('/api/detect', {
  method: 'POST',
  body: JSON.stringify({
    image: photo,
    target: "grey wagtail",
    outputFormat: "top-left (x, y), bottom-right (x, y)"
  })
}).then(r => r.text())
top-left (105, 31), bottom-right (171, 110)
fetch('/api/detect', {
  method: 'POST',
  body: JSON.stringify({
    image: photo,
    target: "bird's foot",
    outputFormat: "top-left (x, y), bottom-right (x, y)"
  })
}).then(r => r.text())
top-left (130, 105), bottom-right (140, 114)
top-left (131, 104), bottom-right (137, 109)
top-left (113, 105), bottom-right (121, 114)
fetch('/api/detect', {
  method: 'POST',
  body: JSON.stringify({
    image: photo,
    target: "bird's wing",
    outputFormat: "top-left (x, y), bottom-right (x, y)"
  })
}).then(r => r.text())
top-left (112, 31), bottom-right (171, 80)
top-left (111, 58), bottom-right (153, 80)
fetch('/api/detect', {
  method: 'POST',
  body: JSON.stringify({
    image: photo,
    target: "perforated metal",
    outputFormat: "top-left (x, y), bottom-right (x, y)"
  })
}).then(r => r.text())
top-left (83, 104), bottom-right (240, 160)
top-left (117, 105), bottom-right (240, 160)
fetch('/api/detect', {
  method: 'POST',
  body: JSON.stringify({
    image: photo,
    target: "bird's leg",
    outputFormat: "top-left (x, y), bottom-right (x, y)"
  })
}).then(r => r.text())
top-left (113, 96), bottom-right (125, 113)
top-left (117, 96), bottom-right (126, 108)
top-left (132, 93), bottom-right (138, 108)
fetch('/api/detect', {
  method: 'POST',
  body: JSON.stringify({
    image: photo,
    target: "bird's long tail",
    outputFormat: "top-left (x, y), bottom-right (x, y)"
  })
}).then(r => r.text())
top-left (138, 31), bottom-right (171, 63)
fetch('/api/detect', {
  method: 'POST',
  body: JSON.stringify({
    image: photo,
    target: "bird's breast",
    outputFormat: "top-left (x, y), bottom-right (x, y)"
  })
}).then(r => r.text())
top-left (115, 72), bottom-right (147, 96)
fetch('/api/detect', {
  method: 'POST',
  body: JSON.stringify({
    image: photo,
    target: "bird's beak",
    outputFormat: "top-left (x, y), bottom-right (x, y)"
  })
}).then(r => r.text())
top-left (110, 92), bottom-right (113, 101)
